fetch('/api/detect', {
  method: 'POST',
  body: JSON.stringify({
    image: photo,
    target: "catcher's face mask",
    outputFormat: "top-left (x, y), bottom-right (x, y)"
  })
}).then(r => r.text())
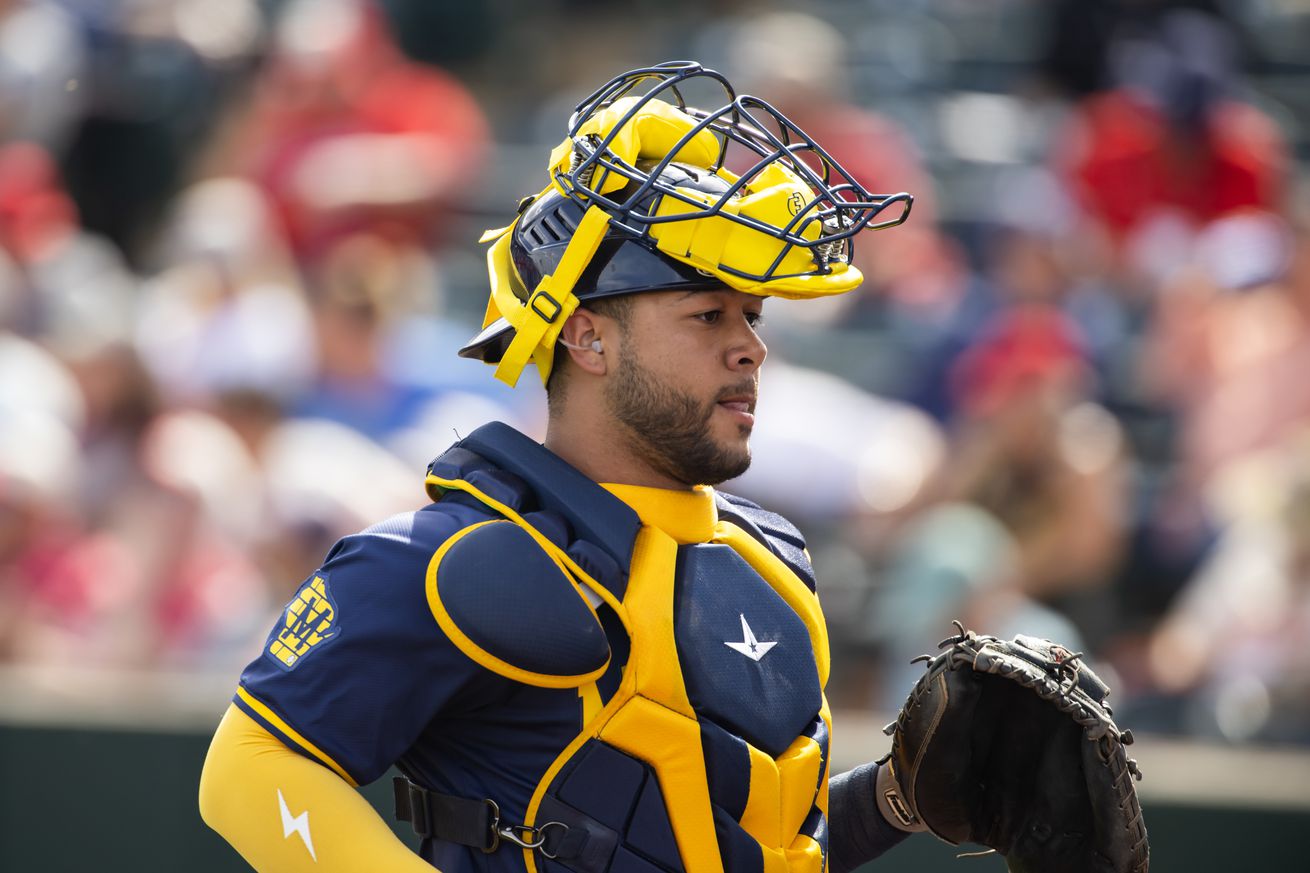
top-left (462, 60), bottom-right (914, 387)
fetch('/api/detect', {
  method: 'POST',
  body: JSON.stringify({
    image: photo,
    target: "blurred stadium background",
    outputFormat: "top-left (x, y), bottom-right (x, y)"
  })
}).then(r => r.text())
top-left (1, 0), bottom-right (1309, 869)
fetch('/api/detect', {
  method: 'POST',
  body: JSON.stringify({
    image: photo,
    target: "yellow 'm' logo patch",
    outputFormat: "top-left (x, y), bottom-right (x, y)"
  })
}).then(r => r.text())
top-left (269, 575), bottom-right (338, 669)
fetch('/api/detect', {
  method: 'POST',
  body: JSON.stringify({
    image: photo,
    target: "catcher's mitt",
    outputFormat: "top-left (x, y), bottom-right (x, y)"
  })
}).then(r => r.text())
top-left (875, 622), bottom-right (1149, 873)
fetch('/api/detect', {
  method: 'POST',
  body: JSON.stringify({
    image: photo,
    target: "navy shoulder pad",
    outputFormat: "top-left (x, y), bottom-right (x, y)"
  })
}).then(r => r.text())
top-left (457, 422), bottom-right (642, 578)
top-left (427, 445), bottom-right (533, 515)
top-left (430, 520), bottom-right (611, 687)
top-left (715, 491), bottom-right (816, 593)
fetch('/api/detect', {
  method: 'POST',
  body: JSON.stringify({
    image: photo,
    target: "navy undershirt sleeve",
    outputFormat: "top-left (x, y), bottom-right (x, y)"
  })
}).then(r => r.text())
top-left (827, 762), bottom-right (911, 873)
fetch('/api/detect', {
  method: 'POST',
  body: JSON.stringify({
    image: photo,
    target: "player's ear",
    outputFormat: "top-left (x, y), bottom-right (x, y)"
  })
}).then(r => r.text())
top-left (558, 310), bottom-right (608, 376)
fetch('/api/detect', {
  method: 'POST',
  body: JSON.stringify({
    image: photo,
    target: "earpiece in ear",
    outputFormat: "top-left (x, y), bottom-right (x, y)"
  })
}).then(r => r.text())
top-left (559, 338), bottom-right (603, 354)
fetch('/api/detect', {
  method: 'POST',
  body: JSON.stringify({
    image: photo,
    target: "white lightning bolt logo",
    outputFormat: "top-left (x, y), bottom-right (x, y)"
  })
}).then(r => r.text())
top-left (278, 789), bottom-right (317, 862)
top-left (724, 614), bottom-right (777, 662)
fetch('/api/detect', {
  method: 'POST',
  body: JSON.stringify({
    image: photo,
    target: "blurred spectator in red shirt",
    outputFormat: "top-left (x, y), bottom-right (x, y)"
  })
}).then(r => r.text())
top-left (0, 338), bottom-right (92, 660)
top-left (944, 305), bottom-right (1129, 602)
top-left (230, 0), bottom-right (489, 260)
top-left (871, 303), bottom-right (1131, 703)
top-left (0, 141), bottom-right (136, 358)
top-left (0, 329), bottom-right (272, 667)
top-left (1053, 11), bottom-right (1289, 271)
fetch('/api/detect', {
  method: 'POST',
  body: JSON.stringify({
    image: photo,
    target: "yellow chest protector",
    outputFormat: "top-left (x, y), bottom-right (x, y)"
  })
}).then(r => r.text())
top-left (423, 424), bottom-right (832, 873)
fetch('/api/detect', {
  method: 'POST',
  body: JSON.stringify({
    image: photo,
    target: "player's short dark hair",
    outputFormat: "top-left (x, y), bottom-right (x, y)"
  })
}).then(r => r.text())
top-left (584, 294), bottom-right (634, 329)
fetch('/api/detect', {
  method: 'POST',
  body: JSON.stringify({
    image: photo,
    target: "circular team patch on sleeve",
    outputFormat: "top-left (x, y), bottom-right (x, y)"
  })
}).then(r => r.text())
top-left (267, 573), bottom-right (341, 671)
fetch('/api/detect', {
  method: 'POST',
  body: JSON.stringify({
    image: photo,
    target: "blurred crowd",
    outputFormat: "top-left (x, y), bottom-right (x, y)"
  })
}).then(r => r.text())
top-left (2, 0), bottom-right (1310, 748)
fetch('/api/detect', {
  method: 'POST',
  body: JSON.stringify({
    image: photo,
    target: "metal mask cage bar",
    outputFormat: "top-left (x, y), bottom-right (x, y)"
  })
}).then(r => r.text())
top-left (555, 61), bottom-right (913, 283)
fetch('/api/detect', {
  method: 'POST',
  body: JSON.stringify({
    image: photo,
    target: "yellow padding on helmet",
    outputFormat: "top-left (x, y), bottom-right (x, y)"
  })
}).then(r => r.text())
top-left (549, 97), bottom-right (864, 300)
top-left (486, 203), bottom-right (612, 387)
top-left (550, 97), bottom-right (722, 197)
top-left (648, 164), bottom-right (863, 300)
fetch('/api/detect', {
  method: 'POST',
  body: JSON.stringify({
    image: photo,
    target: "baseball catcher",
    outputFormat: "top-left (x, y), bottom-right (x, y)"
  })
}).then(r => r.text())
top-left (876, 621), bottom-right (1150, 872)
top-left (200, 60), bottom-right (925, 873)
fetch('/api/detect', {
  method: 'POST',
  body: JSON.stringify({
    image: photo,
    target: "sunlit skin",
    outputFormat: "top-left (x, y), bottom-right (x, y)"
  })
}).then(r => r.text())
top-left (544, 288), bottom-right (767, 490)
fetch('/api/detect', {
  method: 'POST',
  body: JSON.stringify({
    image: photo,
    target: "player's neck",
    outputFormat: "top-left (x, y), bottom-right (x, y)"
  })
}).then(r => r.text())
top-left (544, 405), bottom-right (692, 492)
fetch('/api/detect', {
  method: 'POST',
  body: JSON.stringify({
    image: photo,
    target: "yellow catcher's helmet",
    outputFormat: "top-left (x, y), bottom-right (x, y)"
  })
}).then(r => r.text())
top-left (461, 61), bottom-right (914, 387)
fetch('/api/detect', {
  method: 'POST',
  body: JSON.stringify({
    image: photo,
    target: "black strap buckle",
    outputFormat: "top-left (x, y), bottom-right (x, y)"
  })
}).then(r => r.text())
top-left (484, 798), bottom-right (569, 856)
top-left (393, 777), bottom-right (567, 856)
top-left (394, 778), bottom-right (446, 840)
top-left (530, 290), bottom-right (563, 323)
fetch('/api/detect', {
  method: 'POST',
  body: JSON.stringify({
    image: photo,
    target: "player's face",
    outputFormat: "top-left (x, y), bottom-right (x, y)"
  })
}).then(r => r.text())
top-left (603, 289), bottom-right (766, 487)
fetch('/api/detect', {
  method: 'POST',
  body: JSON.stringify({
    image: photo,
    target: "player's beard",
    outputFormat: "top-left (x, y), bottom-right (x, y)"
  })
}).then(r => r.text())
top-left (604, 347), bottom-right (755, 487)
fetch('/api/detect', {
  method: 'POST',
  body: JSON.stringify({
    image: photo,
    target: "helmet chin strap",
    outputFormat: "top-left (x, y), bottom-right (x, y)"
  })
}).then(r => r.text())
top-left (492, 204), bottom-right (612, 387)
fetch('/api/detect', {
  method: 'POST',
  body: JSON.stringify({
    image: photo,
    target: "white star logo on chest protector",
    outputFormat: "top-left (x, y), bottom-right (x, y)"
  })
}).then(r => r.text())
top-left (724, 614), bottom-right (778, 662)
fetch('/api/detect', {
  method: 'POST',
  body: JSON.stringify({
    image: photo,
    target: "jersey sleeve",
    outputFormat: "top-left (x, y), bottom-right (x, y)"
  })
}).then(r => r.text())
top-left (234, 503), bottom-right (505, 786)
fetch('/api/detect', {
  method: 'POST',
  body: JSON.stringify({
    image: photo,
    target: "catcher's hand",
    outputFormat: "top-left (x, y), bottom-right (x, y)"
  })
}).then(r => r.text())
top-left (875, 622), bottom-right (1149, 873)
